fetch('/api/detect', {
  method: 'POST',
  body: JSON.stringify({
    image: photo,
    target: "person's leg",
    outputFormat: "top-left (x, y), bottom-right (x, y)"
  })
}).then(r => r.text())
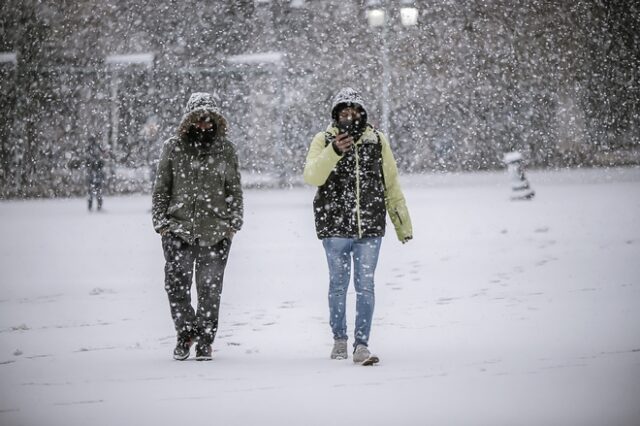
top-left (194, 238), bottom-right (231, 350)
top-left (352, 237), bottom-right (382, 348)
top-left (87, 179), bottom-right (94, 211)
top-left (322, 237), bottom-right (353, 342)
top-left (162, 234), bottom-right (197, 341)
top-left (96, 181), bottom-right (103, 210)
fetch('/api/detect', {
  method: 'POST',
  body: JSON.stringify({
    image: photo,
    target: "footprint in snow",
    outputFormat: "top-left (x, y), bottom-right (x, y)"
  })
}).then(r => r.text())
top-left (436, 297), bottom-right (460, 305)
top-left (26, 354), bottom-right (52, 359)
top-left (18, 294), bottom-right (62, 304)
top-left (89, 288), bottom-right (116, 296)
top-left (54, 400), bottom-right (104, 406)
top-left (535, 257), bottom-right (558, 267)
top-left (575, 287), bottom-right (598, 293)
top-left (537, 240), bottom-right (557, 249)
top-left (75, 346), bottom-right (116, 353)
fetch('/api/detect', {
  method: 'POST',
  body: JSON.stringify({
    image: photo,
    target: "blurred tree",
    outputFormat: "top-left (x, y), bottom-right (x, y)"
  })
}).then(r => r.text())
top-left (0, 0), bottom-right (638, 197)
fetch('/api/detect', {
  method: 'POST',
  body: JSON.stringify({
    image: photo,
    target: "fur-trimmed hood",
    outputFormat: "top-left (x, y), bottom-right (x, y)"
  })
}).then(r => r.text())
top-left (177, 92), bottom-right (228, 139)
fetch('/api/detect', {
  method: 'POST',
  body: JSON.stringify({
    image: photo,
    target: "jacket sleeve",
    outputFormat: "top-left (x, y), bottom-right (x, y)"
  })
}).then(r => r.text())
top-left (151, 139), bottom-right (174, 233)
top-left (380, 132), bottom-right (413, 242)
top-left (225, 145), bottom-right (244, 232)
top-left (303, 132), bottom-right (343, 186)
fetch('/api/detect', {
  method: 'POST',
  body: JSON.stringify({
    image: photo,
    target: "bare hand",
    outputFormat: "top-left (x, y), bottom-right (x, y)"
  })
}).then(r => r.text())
top-left (333, 133), bottom-right (354, 153)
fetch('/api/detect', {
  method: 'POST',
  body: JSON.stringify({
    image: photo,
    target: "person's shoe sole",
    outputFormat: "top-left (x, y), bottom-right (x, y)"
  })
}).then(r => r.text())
top-left (359, 355), bottom-right (380, 366)
top-left (195, 355), bottom-right (212, 361)
top-left (331, 354), bottom-right (347, 360)
top-left (173, 353), bottom-right (189, 361)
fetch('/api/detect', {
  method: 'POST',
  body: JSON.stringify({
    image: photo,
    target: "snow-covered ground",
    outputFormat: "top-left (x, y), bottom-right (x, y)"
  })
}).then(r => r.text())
top-left (1, 167), bottom-right (639, 426)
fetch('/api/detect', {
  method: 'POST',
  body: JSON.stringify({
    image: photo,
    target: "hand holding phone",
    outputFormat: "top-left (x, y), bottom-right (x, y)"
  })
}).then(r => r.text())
top-left (333, 132), bottom-right (354, 153)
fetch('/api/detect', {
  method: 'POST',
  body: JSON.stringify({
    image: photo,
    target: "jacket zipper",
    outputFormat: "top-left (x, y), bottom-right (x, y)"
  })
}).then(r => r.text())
top-left (355, 145), bottom-right (362, 238)
top-left (192, 155), bottom-right (200, 239)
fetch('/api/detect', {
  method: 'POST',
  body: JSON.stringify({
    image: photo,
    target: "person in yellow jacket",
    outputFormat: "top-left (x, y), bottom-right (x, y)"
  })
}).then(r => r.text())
top-left (303, 88), bottom-right (412, 365)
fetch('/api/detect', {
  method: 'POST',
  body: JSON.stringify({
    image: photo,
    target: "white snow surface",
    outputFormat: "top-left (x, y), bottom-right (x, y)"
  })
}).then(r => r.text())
top-left (227, 51), bottom-right (284, 65)
top-left (105, 53), bottom-right (155, 66)
top-left (0, 52), bottom-right (17, 64)
top-left (1, 167), bottom-right (640, 426)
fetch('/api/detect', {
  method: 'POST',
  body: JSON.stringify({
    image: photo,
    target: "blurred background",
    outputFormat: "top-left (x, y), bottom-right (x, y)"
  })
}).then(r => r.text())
top-left (0, 0), bottom-right (638, 197)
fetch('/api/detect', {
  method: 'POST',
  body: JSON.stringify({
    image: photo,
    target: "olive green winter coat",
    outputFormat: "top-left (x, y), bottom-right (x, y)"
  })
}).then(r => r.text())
top-left (152, 100), bottom-right (243, 246)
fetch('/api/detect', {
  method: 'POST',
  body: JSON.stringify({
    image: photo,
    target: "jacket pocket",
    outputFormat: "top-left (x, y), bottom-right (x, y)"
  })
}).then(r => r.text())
top-left (167, 202), bottom-right (184, 215)
top-left (394, 208), bottom-right (404, 225)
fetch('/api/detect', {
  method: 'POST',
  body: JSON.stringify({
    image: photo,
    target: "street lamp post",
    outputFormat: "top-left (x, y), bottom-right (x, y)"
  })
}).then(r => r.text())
top-left (366, 0), bottom-right (418, 134)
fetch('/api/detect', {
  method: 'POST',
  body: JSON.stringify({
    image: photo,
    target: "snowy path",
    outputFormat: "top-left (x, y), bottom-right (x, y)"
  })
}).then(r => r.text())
top-left (1, 168), bottom-right (640, 426)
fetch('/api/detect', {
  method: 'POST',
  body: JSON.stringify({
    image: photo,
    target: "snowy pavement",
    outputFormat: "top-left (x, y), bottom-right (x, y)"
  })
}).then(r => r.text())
top-left (1, 167), bottom-right (640, 426)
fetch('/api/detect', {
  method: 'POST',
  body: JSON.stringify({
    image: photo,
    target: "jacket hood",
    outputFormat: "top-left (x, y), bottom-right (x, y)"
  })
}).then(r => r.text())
top-left (177, 92), bottom-right (228, 139)
top-left (331, 87), bottom-right (368, 124)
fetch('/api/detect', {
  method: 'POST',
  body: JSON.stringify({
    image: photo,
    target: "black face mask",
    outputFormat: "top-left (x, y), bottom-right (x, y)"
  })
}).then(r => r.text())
top-left (337, 118), bottom-right (363, 137)
top-left (188, 125), bottom-right (217, 144)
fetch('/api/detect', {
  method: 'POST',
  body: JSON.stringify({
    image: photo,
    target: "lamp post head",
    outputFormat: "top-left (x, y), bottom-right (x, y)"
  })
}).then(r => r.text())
top-left (366, 0), bottom-right (418, 27)
top-left (400, 7), bottom-right (418, 26)
top-left (400, 0), bottom-right (418, 26)
top-left (366, 0), bottom-right (385, 27)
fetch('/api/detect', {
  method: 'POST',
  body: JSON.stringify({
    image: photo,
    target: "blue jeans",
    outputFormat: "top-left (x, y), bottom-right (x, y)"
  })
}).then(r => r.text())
top-left (322, 237), bottom-right (382, 348)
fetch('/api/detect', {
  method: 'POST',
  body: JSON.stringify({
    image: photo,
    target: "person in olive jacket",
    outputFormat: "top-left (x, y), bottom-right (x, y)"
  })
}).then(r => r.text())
top-left (303, 88), bottom-right (412, 365)
top-left (152, 92), bottom-right (243, 361)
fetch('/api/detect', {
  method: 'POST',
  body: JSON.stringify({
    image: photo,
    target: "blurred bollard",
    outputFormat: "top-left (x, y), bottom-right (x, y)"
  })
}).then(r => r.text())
top-left (503, 151), bottom-right (535, 200)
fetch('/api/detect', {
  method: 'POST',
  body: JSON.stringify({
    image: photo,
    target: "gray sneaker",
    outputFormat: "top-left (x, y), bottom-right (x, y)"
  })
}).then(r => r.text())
top-left (330, 339), bottom-right (348, 360)
top-left (353, 344), bottom-right (379, 365)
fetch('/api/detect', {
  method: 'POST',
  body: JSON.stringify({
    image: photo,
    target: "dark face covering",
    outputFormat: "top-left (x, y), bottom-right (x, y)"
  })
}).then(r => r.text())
top-left (335, 104), bottom-right (366, 140)
top-left (337, 117), bottom-right (363, 136)
top-left (188, 124), bottom-right (217, 145)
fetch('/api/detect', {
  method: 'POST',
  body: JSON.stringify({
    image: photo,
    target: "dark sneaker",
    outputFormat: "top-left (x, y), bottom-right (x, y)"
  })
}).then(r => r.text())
top-left (173, 337), bottom-right (193, 361)
top-left (195, 343), bottom-right (212, 361)
top-left (330, 339), bottom-right (348, 360)
top-left (353, 344), bottom-right (379, 366)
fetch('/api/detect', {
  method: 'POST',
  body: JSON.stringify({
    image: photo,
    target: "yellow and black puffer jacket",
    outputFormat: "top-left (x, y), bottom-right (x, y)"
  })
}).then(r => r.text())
top-left (303, 124), bottom-right (412, 242)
